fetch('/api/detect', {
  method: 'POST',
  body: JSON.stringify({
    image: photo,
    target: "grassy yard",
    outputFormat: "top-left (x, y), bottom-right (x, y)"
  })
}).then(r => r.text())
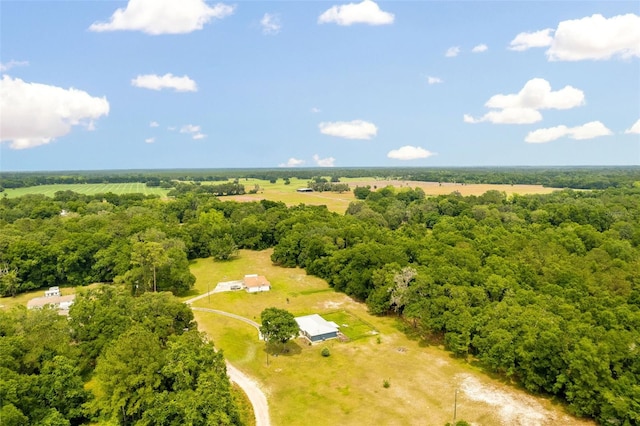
top-left (2, 183), bottom-right (169, 198)
top-left (189, 250), bottom-right (593, 426)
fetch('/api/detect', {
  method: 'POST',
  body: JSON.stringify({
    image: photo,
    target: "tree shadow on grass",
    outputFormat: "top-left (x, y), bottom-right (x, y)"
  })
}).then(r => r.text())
top-left (264, 340), bottom-right (302, 357)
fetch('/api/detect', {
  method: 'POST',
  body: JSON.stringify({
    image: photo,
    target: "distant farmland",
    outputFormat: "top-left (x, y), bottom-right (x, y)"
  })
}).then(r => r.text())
top-left (2, 183), bottom-right (169, 198)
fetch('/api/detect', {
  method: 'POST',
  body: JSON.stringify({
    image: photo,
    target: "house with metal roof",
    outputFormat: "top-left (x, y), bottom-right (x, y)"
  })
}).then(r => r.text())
top-left (295, 314), bottom-right (340, 343)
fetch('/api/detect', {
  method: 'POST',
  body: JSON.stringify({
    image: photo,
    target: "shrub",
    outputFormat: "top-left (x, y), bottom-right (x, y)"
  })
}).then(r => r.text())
top-left (321, 347), bottom-right (330, 357)
top-left (383, 379), bottom-right (390, 388)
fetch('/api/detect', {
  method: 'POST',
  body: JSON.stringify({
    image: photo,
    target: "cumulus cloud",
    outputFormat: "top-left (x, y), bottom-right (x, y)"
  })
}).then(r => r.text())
top-left (445, 46), bottom-right (460, 57)
top-left (525, 121), bottom-right (613, 143)
top-left (279, 158), bottom-right (305, 167)
top-left (89, 0), bottom-right (235, 35)
top-left (427, 76), bottom-right (443, 85)
top-left (465, 78), bottom-right (584, 124)
top-left (509, 14), bottom-right (640, 60)
top-left (261, 13), bottom-right (281, 35)
top-left (149, 121), bottom-right (159, 127)
top-left (464, 108), bottom-right (543, 125)
top-left (180, 124), bottom-right (200, 134)
top-left (625, 119), bottom-right (640, 134)
top-left (387, 146), bottom-right (436, 160)
top-left (180, 124), bottom-right (206, 140)
top-left (319, 120), bottom-right (377, 139)
top-left (318, 0), bottom-right (394, 26)
top-left (485, 78), bottom-right (585, 110)
top-left (509, 29), bottom-right (554, 51)
top-left (472, 44), bottom-right (488, 53)
top-left (313, 154), bottom-right (336, 167)
top-left (145, 137), bottom-right (155, 143)
top-left (0, 60), bottom-right (29, 72)
top-left (547, 13), bottom-right (640, 61)
top-left (131, 73), bottom-right (197, 92)
top-left (0, 75), bottom-right (109, 149)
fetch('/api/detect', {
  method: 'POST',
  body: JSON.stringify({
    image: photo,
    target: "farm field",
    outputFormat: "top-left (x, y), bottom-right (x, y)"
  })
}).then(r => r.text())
top-left (1, 183), bottom-right (169, 198)
top-left (223, 177), bottom-right (560, 213)
top-left (188, 250), bottom-right (593, 426)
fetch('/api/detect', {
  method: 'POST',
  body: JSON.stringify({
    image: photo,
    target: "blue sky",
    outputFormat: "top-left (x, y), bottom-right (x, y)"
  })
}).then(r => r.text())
top-left (1, 0), bottom-right (639, 171)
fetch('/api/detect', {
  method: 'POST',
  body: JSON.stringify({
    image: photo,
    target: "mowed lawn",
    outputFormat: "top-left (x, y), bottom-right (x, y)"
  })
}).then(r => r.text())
top-left (2, 183), bottom-right (169, 198)
top-left (189, 250), bottom-right (593, 426)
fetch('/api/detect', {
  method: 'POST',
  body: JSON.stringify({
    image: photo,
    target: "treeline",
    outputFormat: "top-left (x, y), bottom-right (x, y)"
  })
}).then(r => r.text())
top-left (3, 166), bottom-right (639, 191)
top-left (2, 182), bottom-right (640, 423)
top-left (0, 288), bottom-right (243, 425)
top-left (269, 186), bottom-right (640, 424)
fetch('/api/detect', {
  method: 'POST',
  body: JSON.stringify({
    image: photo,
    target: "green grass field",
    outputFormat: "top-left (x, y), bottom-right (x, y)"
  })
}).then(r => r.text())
top-left (323, 310), bottom-right (377, 341)
top-left (189, 250), bottom-right (593, 426)
top-left (2, 183), bottom-right (169, 198)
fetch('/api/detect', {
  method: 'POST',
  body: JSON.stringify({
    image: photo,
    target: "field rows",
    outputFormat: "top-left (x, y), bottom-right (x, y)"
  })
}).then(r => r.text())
top-left (2, 183), bottom-right (169, 198)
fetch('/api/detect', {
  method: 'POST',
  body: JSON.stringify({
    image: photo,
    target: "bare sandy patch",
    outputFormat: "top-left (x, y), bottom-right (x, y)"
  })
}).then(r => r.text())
top-left (458, 374), bottom-right (585, 426)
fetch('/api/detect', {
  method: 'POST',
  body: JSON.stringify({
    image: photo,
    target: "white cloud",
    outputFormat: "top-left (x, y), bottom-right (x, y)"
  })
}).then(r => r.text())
top-left (89, 0), bottom-right (235, 35)
top-left (485, 78), bottom-right (585, 110)
top-left (0, 75), bottom-right (109, 149)
top-left (179, 124), bottom-right (206, 139)
top-left (465, 78), bottom-right (585, 125)
top-left (131, 73), bottom-right (197, 92)
top-left (318, 0), bottom-right (394, 26)
top-left (279, 158), bottom-right (305, 167)
top-left (145, 137), bottom-right (155, 144)
top-left (464, 108), bottom-right (543, 125)
top-left (427, 76), bottom-right (443, 85)
top-left (525, 121), bottom-right (613, 143)
top-left (311, 107), bottom-right (321, 113)
top-left (445, 46), bottom-right (460, 57)
top-left (625, 119), bottom-right (640, 134)
top-left (168, 126), bottom-right (176, 131)
top-left (387, 146), bottom-right (436, 160)
top-left (319, 120), bottom-right (377, 139)
top-left (547, 13), bottom-right (640, 61)
top-left (149, 121), bottom-right (159, 127)
top-left (0, 60), bottom-right (28, 72)
top-left (313, 154), bottom-right (336, 167)
top-left (472, 44), bottom-right (488, 53)
top-left (261, 13), bottom-right (281, 35)
top-left (180, 124), bottom-right (201, 134)
top-left (509, 29), bottom-right (554, 51)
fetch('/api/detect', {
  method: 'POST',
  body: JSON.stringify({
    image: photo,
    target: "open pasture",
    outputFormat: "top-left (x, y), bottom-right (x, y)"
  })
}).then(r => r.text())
top-left (2, 183), bottom-right (169, 198)
top-left (189, 250), bottom-right (593, 426)
top-left (223, 177), bottom-right (559, 213)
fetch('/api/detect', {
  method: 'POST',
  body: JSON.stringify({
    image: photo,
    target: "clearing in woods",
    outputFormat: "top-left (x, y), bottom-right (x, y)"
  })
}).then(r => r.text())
top-left (188, 249), bottom-right (594, 426)
top-left (225, 177), bottom-right (559, 213)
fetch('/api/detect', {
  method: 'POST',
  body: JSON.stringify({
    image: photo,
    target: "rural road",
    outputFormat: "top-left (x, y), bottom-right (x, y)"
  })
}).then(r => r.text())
top-left (185, 293), bottom-right (270, 426)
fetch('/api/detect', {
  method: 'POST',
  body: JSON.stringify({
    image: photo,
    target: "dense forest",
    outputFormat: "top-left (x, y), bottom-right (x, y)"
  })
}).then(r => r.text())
top-left (1, 170), bottom-right (639, 424)
top-left (0, 288), bottom-right (242, 425)
top-left (2, 166), bottom-right (639, 190)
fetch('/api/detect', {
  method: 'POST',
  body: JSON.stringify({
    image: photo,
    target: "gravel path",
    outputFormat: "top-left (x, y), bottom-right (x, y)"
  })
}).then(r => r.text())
top-left (184, 293), bottom-right (270, 426)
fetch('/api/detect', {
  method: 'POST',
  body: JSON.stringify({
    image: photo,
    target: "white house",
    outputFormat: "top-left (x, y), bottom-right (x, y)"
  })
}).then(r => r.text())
top-left (243, 274), bottom-right (271, 293)
top-left (44, 286), bottom-right (61, 297)
top-left (295, 314), bottom-right (340, 343)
